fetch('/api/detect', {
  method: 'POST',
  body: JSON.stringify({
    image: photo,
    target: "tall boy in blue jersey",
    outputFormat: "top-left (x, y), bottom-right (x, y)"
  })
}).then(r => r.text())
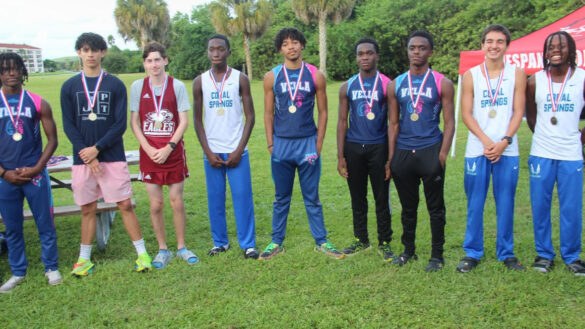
top-left (526, 31), bottom-right (585, 276)
top-left (194, 34), bottom-right (258, 259)
top-left (261, 27), bottom-right (343, 260)
top-left (338, 38), bottom-right (394, 260)
top-left (0, 53), bottom-right (61, 293)
top-left (61, 33), bottom-right (151, 276)
top-left (458, 25), bottom-right (526, 273)
top-left (388, 31), bottom-right (455, 271)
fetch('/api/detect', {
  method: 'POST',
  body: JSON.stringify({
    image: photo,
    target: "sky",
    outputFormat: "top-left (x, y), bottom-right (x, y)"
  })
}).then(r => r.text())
top-left (0, 0), bottom-right (210, 59)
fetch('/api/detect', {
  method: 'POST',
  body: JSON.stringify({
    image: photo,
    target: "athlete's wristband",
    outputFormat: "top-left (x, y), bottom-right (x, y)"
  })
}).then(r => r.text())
top-left (267, 144), bottom-right (273, 149)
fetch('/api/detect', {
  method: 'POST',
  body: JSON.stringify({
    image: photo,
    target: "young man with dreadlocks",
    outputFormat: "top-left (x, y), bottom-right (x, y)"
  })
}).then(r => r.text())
top-left (457, 24), bottom-right (526, 273)
top-left (526, 31), bottom-right (585, 276)
top-left (0, 53), bottom-right (61, 292)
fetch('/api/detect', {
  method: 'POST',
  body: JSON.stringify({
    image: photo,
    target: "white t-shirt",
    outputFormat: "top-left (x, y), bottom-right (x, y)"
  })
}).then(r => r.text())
top-left (129, 77), bottom-right (191, 112)
top-left (201, 68), bottom-right (245, 153)
top-left (465, 63), bottom-right (519, 157)
top-left (530, 67), bottom-right (585, 160)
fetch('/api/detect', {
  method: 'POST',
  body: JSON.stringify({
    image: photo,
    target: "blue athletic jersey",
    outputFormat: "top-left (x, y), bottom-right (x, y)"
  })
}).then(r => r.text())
top-left (395, 70), bottom-right (444, 150)
top-left (0, 90), bottom-right (43, 170)
top-left (61, 73), bottom-right (128, 165)
top-left (271, 63), bottom-right (318, 138)
top-left (346, 73), bottom-right (391, 144)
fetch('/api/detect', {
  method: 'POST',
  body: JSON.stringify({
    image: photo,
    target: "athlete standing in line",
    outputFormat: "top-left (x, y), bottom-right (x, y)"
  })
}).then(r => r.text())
top-left (130, 42), bottom-right (197, 269)
top-left (61, 33), bottom-right (151, 276)
top-left (526, 31), bottom-right (585, 276)
top-left (0, 53), bottom-right (61, 292)
top-left (261, 27), bottom-right (343, 260)
top-left (457, 24), bottom-right (526, 273)
top-left (388, 31), bottom-right (455, 271)
top-left (193, 34), bottom-right (258, 259)
top-left (338, 38), bottom-right (394, 260)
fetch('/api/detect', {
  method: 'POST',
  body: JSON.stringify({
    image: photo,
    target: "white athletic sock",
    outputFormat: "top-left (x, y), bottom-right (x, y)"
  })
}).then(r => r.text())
top-left (133, 239), bottom-right (147, 255)
top-left (79, 244), bottom-right (92, 260)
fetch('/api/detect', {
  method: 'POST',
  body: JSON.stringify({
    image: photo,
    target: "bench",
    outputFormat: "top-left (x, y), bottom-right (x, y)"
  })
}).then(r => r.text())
top-left (50, 173), bottom-right (140, 189)
top-left (0, 199), bottom-right (137, 221)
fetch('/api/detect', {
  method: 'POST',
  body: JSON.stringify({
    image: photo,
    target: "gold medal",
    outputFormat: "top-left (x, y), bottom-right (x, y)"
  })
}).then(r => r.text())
top-left (154, 121), bottom-right (162, 129)
top-left (488, 109), bottom-right (497, 118)
top-left (288, 105), bottom-right (297, 113)
top-left (218, 107), bottom-right (225, 116)
top-left (88, 112), bottom-right (97, 121)
top-left (12, 132), bottom-right (22, 142)
top-left (366, 112), bottom-right (375, 120)
top-left (410, 113), bottom-right (419, 121)
top-left (551, 116), bottom-right (558, 125)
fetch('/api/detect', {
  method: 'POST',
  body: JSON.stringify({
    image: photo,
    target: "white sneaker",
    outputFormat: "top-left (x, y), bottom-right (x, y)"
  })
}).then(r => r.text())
top-left (45, 270), bottom-right (63, 285)
top-left (0, 276), bottom-right (25, 293)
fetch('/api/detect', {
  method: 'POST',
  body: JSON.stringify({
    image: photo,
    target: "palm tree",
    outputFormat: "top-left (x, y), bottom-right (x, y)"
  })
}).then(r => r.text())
top-left (114, 0), bottom-right (171, 49)
top-left (291, 0), bottom-right (356, 76)
top-left (209, 0), bottom-right (273, 80)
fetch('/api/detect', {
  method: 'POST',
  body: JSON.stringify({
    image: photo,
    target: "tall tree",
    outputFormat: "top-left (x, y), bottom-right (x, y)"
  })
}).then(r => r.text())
top-left (114, 0), bottom-right (171, 49)
top-left (209, 0), bottom-right (273, 80)
top-left (291, 0), bottom-right (356, 76)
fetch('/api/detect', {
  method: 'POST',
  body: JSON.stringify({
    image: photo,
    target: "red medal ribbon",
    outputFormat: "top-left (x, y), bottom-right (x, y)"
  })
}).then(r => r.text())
top-left (358, 71), bottom-right (380, 116)
top-left (283, 62), bottom-right (305, 104)
top-left (482, 62), bottom-right (505, 107)
top-left (0, 89), bottom-right (25, 134)
top-left (149, 75), bottom-right (168, 120)
top-left (546, 67), bottom-right (571, 114)
top-left (81, 70), bottom-right (104, 111)
top-left (407, 68), bottom-right (431, 114)
top-left (209, 67), bottom-right (229, 109)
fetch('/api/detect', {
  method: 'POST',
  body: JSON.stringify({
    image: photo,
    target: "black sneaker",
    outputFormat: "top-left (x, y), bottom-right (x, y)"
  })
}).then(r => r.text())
top-left (425, 258), bottom-right (444, 272)
top-left (503, 257), bottom-right (525, 271)
top-left (378, 242), bottom-right (395, 261)
top-left (532, 256), bottom-right (554, 273)
top-left (566, 259), bottom-right (585, 276)
top-left (208, 244), bottom-right (230, 256)
top-left (342, 239), bottom-right (371, 255)
top-left (391, 253), bottom-right (417, 266)
top-left (244, 247), bottom-right (259, 259)
top-left (456, 257), bottom-right (479, 273)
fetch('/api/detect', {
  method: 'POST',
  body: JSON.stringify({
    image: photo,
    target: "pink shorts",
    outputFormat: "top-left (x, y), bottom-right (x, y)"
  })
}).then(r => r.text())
top-left (71, 162), bottom-right (134, 206)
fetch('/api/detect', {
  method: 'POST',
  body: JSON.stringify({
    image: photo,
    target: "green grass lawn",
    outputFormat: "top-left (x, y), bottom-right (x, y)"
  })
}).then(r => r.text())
top-left (1, 72), bottom-right (584, 328)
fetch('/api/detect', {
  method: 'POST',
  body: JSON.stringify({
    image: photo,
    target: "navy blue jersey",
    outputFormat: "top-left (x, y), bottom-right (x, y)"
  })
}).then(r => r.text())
top-left (271, 62), bottom-right (319, 138)
top-left (61, 73), bottom-right (127, 165)
top-left (0, 90), bottom-right (43, 169)
top-left (394, 70), bottom-right (444, 150)
top-left (346, 72), bottom-right (391, 144)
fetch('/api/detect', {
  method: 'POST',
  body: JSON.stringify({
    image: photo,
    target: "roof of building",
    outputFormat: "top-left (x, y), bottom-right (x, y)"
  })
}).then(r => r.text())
top-left (0, 43), bottom-right (41, 50)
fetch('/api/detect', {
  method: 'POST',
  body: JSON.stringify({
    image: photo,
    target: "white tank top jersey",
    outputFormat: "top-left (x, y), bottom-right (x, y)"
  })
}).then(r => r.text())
top-left (202, 68), bottom-right (245, 153)
top-left (531, 68), bottom-right (585, 160)
top-left (465, 63), bottom-right (519, 157)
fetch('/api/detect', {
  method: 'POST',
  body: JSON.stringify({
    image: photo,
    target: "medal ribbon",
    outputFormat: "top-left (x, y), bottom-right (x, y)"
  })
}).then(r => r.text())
top-left (0, 89), bottom-right (25, 134)
top-left (482, 62), bottom-right (505, 107)
top-left (358, 71), bottom-right (380, 115)
top-left (149, 75), bottom-right (168, 119)
top-left (81, 70), bottom-right (104, 111)
top-left (546, 67), bottom-right (571, 114)
top-left (407, 68), bottom-right (431, 114)
top-left (283, 62), bottom-right (305, 104)
top-left (209, 67), bottom-right (229, 109)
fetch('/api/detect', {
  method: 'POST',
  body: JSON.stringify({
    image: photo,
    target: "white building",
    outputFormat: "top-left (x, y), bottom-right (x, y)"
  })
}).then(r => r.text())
top-left (0, 43), bottom-right (44, 73)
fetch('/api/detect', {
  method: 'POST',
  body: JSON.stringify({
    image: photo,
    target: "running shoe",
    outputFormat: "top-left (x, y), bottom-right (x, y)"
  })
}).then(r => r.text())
top-left (244, 247), bottom-right (259, 259)
top-left (259, 242), bottom-right (283, 260)
top-left (45, 269), bottom-right (63, 285)
top-left (503, 257), bottom-right (525, 271)
top-left (532, 256), bottom-right (554, 273)
top-left (315, 242), bottom-right (345, 259)
top-left (425, 258), bottom-right (444, 272)
top-left (342, 239), bottom-right (371, 255)
top-left (566, 259), bottom-right (585, 276)
top-left (135, 253), bottom-right (152, 272)
top-left (378, 241), bottom-right (395, 261)
top-left (0, 276), bottom-right (25, 293)
top-left (208, 244), bottom-right (230, 256)
top-left (456, 257), bottom-right (479, 273)
top-left (392, 253), bottom-right (418, 266)
top-left (71, 258), bottom-right (95, 277)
